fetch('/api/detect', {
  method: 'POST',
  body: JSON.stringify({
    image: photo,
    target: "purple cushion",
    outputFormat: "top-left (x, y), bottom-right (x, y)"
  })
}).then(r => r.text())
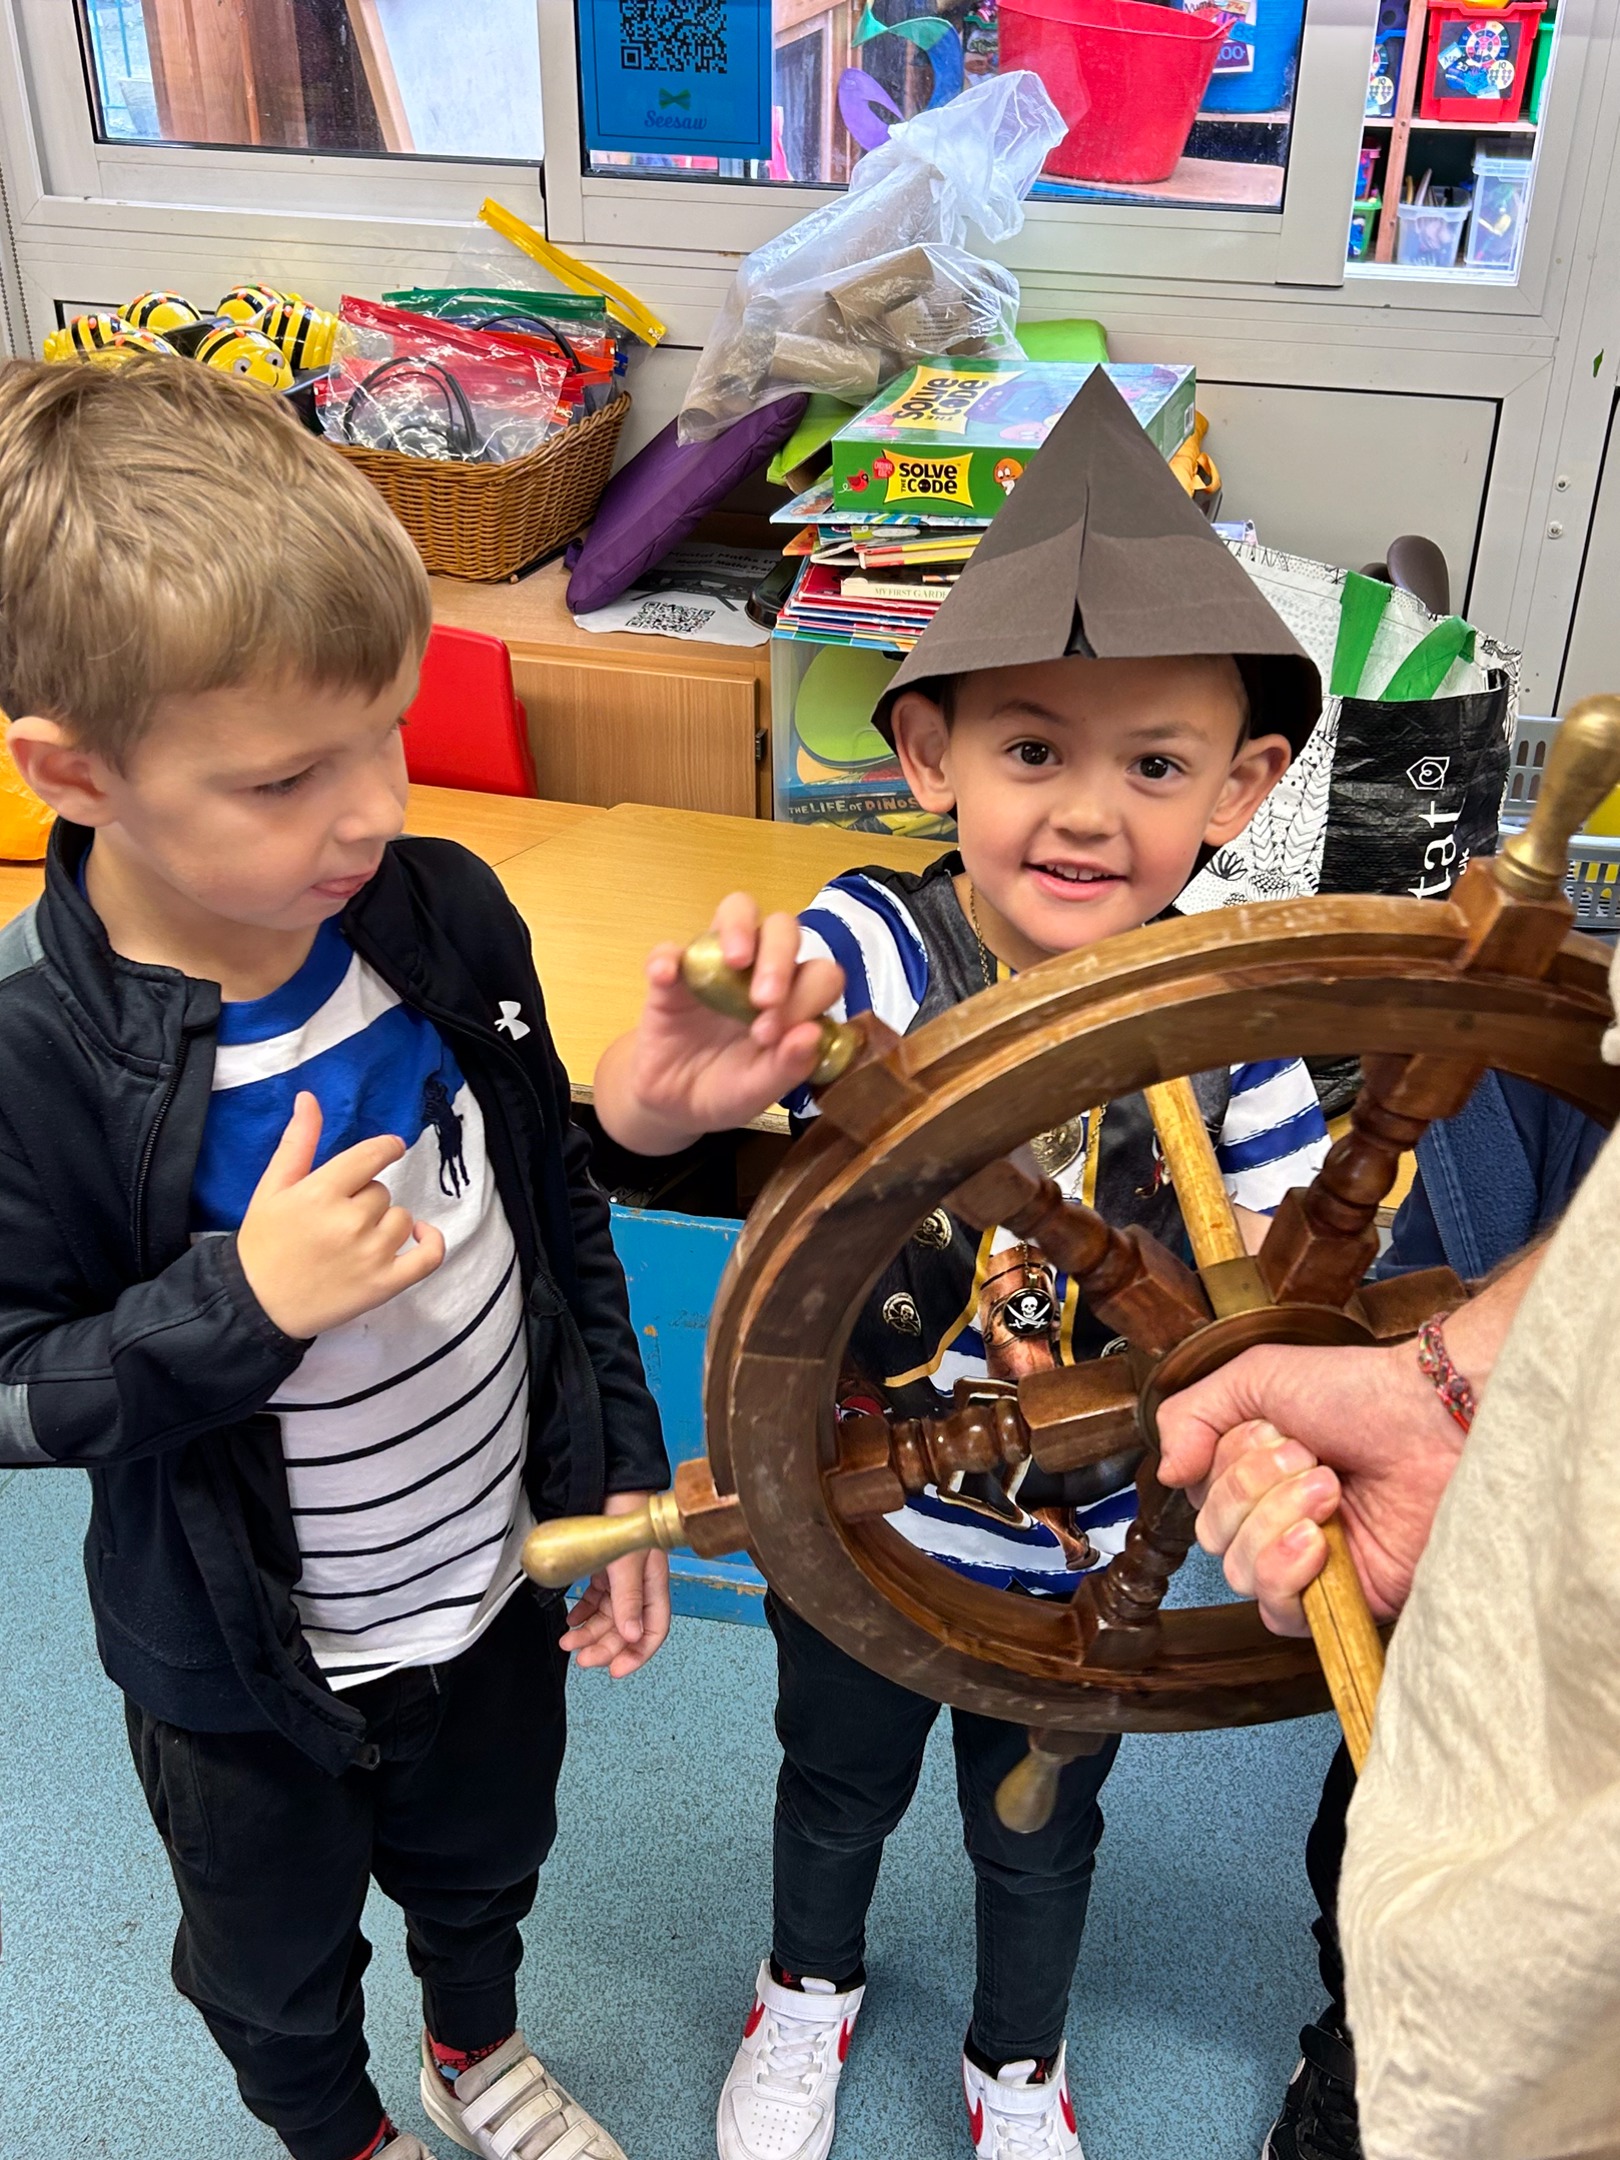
top-left (565, 394), bottom-right (808, 613)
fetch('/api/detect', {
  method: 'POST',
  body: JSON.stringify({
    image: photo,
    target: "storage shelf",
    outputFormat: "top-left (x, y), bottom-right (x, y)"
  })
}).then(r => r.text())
top-left (1410, 116), bottom-right (1539, 131)
top-left (1194, 107), bottom-right (1292, 126)
top-left (1363, 115), bottom-right (1537, 132)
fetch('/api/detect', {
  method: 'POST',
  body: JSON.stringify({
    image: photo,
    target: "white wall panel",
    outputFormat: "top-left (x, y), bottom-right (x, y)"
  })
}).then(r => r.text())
top-left (1196, 381), bottom-right (1497, 602)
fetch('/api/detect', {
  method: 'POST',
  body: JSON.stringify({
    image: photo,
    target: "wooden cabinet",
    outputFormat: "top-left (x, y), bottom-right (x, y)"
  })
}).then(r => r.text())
top-left (428, 555), bottom-right (773, 820)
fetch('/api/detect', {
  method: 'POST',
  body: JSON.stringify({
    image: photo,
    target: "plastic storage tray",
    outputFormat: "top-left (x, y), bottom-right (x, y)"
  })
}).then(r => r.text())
top-left (769, 635), bottom-right (956, 838)
top-left (1502, 714), bottom-right (1620, 932)
top-left (1465, 147), bottom-right (1534, 272)
top-left (1394, 195), bottom-right (1471, 269)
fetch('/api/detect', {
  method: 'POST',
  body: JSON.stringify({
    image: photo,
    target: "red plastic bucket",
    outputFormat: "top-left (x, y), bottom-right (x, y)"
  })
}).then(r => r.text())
top-left (1000, 0), bottom-right (1230, 185)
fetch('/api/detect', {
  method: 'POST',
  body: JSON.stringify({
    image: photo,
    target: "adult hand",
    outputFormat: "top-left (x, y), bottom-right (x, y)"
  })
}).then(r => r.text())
top-left (593, 892), bottom-right (845, 1157)
top-left (559, 1490), bottom-right (672, 1678)
top-left (1157, 1248), bottom-right (1543, 1633)
top-left (237, 1091), bottom-right (445, 1339)
top-left (1157, 1337), bottom-right (1463, 1632)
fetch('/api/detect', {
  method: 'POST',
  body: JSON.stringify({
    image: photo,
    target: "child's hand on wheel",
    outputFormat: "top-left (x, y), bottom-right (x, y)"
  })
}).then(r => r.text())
top-left (559, 1492), bottom-right (673, 1678)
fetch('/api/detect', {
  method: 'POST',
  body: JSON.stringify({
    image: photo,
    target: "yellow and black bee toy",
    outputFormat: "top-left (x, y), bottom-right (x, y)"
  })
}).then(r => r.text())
top-left (43, 315), bottom-right (178, 367)
top-left (122, 290), bottom-right (204, 335)
top-left (43, 312), bottom-right (134, 362)
top-left (249, 297), bottom-right (338, 373)
top-left (194, 324), bottom-right (295, 391)
top-left (216, 281), bottom-right (302, 325)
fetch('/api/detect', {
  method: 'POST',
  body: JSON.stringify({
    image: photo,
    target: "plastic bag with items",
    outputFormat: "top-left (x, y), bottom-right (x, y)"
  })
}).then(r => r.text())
top-left (677, 70), bottom-right (1065, 444)
top-left (319, 297), bottom-right (569, 465)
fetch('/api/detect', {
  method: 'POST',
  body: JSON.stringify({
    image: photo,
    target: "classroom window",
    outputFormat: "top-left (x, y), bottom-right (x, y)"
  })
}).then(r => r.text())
top-left (1348, 0), bottom-right (1556, 277)
top-left (77, 0), bottom-right (543, 160)
top-left (577, 0), bottom-right (1305, 215)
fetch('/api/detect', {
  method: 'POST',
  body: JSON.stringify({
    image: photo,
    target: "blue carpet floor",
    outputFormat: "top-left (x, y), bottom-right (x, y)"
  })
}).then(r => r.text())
top-left (0, 1466), bottom-right (1337, 2160)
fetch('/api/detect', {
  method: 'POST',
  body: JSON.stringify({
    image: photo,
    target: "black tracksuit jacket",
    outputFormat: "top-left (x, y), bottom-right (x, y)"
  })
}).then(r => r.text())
top-left (0, 822), bottom-right (666, 1771)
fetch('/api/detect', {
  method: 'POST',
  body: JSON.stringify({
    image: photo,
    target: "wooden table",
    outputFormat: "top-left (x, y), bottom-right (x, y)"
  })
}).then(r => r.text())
top-left (501, 803), bottom-right (948, 1129)
top-left (403, 784), bottom-right (600, 863)
top-left (0, 795), bottom-right (943, 1130)
top-left (0, 787), bottom-right (604, 927)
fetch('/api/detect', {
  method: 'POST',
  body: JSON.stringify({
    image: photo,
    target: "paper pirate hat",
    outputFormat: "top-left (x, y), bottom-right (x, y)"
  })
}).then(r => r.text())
top-left (872, 368), bottom-right (1321, 751)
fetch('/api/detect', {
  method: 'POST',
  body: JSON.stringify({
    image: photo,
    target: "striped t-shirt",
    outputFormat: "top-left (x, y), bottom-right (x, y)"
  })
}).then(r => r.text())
top-left (790, 858), bottom-right (1330, 1596)
top-left (194, 918), bottom-right (531, 1689)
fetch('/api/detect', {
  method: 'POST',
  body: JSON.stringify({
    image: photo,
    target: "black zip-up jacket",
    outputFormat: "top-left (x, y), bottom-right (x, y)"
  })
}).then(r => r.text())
top-left (0, 822), bottom-right (666, 1771)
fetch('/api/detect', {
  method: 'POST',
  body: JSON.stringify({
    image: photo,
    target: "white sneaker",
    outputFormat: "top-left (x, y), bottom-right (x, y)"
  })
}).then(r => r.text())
top-left (420, 2031), bottom-right (629, 2160)
top-left (716, 1961), bottom-right (865, 2160)
top-left (962, 2044), bottom-right (1083, 2159)
top-left (379, 2138), bottom-right (439, 2160)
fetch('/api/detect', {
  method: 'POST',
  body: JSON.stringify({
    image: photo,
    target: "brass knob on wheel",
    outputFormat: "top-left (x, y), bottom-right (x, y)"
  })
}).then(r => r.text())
top-left (1496, 694), bottom-right (1620, 902)
top-left (521, 1489), bottom-right (686, 1589)
top-left (681, 931), bottom-right (862, 1088)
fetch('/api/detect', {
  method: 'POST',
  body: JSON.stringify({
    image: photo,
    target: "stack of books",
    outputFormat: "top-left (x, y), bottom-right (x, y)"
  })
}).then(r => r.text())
top-left (770, 483), bottom-right (988, 652)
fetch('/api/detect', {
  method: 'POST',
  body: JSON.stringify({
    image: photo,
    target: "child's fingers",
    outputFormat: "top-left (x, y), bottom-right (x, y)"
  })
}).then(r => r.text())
top-left (746, 910), bottom-right (807, 1012)
top-left (643, 940), bottom-right (685, 991)
top-left (560, 1579), bottom-right (609, 1646)
top-left (255, 1091), bottom-right (324, 1194)
top-left (711, 891), bottom-right (762, 973)
top-left (383, 1219), bottom-right (446, 1294)
top-left (638, 1549), bottom-right (671, 1658)
top-left (604, 1546), bottom-right (645, 1644)
top-left (312, 1130), bottom-right (407, 1196)
top-left (748, 955), bottom-right (845, 1050)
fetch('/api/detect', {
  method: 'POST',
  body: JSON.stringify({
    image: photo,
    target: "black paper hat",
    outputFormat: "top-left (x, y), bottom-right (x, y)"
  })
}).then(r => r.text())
top-left (872, 368), bottom-right (1321, 752)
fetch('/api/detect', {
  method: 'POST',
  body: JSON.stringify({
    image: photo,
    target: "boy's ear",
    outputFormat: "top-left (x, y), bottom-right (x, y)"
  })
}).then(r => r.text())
top-left (7, 717), bottom-right (121, 826)
top-left (1204, 732), bottom-right (1292, 848)
top-left (890, 691), bottom-right (956, 816)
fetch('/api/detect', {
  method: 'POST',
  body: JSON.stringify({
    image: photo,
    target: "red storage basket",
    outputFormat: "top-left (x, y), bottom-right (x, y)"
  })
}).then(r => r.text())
top-left (1000, 0), bottom-right (1231, 186)
top-left (1418, 0), bottom-right (1545, 125)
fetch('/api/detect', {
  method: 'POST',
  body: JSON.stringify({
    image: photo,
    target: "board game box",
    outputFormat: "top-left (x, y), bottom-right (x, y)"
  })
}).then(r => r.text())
top-left (829, 358), bottom-right (1197, 517)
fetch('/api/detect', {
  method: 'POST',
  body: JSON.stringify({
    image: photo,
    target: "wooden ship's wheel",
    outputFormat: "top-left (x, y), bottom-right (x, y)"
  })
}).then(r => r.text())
top-left (526, 700), bottom-right (1620, 1826)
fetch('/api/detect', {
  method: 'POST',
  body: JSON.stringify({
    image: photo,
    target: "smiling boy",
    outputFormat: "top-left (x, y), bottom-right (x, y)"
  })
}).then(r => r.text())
top-left (595, 373), bottom-right (1331, 2160)
top-left (0, 360), bottom-right (667, 2160)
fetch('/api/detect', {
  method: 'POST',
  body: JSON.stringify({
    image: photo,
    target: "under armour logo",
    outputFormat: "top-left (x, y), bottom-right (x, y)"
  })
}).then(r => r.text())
top-left (495, 999), bottom-right (531, 1041)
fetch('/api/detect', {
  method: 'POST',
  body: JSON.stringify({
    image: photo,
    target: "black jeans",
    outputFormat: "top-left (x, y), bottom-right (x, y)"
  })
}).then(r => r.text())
top-left (1308, 1740), bottom-right (1355, 2025)
top-left (125, 1585), bottom-right (568, 2160)
top-left (768, 1595), bottom-right (1119, 2065)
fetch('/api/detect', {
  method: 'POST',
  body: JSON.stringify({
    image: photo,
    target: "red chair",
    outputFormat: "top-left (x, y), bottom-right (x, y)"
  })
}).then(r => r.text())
top-left (403, 624), bottom-right (537, 796)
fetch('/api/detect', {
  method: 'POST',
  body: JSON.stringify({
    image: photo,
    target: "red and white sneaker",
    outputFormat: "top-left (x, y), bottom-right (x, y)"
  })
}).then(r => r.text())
top-left (962, 2044), bottom-right (1083, 2159)
top-left (715, 1961), bottom-right (865, 2160)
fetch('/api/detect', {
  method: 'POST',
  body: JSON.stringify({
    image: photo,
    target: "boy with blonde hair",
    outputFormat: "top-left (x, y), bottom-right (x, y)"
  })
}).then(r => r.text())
top-left (597, 372), bottom-right (1331, 2160)
top-left (0, 359), bottom-right (668, 2160)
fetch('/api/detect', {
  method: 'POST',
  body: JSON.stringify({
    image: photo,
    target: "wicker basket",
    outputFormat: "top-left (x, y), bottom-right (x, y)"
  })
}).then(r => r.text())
top-left (336, 392), bottom-right (630, 582)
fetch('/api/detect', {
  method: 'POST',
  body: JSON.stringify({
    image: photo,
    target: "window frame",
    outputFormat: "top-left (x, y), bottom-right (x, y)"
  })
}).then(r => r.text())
top-left (17, 0), bottom-right (544, 224)
top-left (539, 0), bottom-right (1375, 291)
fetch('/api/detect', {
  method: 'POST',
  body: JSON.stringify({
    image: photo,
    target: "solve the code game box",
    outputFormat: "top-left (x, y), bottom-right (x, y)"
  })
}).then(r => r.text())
top-left (830, 358), bottom-right (1196, 517)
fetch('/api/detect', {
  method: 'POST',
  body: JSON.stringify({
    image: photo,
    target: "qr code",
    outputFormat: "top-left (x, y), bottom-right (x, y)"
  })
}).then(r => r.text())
top-left (624, 599), bottom-right (716, 635)
top-left (618, 0), bottom-right (728, 73)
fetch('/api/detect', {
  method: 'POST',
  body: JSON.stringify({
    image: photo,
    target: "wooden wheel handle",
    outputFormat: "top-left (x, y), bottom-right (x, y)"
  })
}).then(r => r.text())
top-left (1142, 1075), bottom-right (1387, 1775)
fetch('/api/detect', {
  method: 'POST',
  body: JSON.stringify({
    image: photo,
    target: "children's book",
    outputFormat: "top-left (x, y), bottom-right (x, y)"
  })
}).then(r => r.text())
top-left (830, 357), bottom-right (1196, 516)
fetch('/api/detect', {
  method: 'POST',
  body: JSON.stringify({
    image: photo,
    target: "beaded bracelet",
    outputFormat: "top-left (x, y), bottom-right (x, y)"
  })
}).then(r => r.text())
top-left (1415, 1315), bottom-right (1478, 1435)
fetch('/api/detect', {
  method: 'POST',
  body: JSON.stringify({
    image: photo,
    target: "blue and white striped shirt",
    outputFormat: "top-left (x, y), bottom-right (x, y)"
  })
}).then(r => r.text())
top-left (196, 919), bottom-right (531, 1688)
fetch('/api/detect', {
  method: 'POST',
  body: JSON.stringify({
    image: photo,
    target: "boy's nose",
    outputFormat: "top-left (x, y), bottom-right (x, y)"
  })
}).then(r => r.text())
top-left (336, 779), bottom-right (406, 849)
top-left (1048, 782), bottom-right (1121, 840)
